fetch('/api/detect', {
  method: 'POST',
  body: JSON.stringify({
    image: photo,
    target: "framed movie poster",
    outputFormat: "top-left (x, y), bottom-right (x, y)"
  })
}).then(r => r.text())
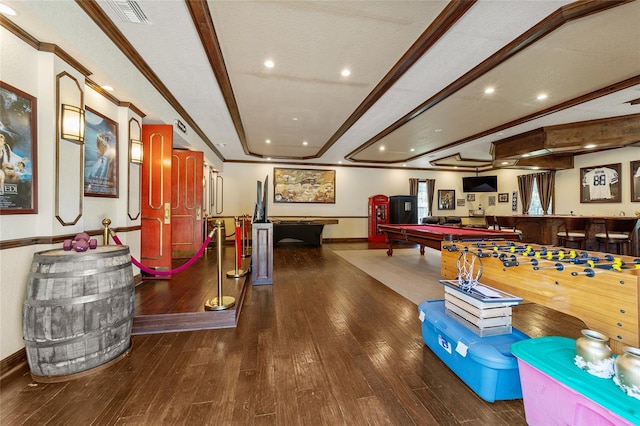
top-left (84, 107), bottom-right (118, 197)
top-left (580, 163), bottom-right (621, 203)
top-left (273, 168), bottom-right (335, 203)
top-left (438, 189), bottom-right (455, 210)
top-left (630, 160), bottom-right (640, 202)
top-left (0, 81), bottom-right (37, 214)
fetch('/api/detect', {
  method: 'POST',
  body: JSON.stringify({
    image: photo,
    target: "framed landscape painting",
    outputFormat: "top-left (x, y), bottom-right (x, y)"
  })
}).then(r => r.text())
top-left (0, 81), bottom-right (37, 214)
top-left (273, 168), bottom-right (335, 203)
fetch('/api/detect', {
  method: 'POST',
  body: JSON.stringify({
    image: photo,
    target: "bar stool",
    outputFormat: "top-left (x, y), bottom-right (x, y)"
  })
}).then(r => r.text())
top-left (486, 215), bottom-right (498, 230)
top-left (595, 217), bottom-right (638, 255)
top-left (496, 216), bottom-right (523, 240)
top-left (556, 217), bottom-right (590, 250)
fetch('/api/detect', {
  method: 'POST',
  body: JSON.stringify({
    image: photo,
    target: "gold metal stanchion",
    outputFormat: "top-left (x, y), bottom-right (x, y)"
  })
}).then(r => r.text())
top-left (102, 218), bottom-right (112, 245)
top-left (205, 220), bottom-right (235, 310)
top-left (227, 217), bottom-right (248, 278)
top-left (242, 214), bottom-right (251, 258)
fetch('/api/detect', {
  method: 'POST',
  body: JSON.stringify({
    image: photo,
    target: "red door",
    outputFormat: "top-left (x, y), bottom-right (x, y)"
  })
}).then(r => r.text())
top-left (171, 149), bottom-right (203, 258)
top-left (141, 125), bottom-right (173, 278)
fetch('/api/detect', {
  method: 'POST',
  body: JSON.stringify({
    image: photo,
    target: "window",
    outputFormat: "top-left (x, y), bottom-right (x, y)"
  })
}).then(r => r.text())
top-left (528, 178), bottom-right (552, 215)
top-left (417, 181), bottom-right (430, 219)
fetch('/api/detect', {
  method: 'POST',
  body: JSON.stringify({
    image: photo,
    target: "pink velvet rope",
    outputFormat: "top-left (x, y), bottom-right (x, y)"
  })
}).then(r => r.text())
top-left (111, 233), bottom-right (212, 276)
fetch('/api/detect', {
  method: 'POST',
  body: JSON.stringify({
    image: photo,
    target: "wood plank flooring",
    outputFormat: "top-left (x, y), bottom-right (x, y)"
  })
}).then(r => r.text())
top-left (0, 242), bottom-right (586, 425)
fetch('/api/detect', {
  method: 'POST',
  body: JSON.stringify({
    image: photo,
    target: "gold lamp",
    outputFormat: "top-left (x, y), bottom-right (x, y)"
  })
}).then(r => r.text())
top-left (130, 139), bottom-right (143, 164)
top-left (61, 104), bottom-right (85, 142)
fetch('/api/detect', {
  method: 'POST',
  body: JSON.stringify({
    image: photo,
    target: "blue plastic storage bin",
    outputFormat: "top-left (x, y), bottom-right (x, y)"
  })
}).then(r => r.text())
top-left (418, 299), bottom-right (529, 402)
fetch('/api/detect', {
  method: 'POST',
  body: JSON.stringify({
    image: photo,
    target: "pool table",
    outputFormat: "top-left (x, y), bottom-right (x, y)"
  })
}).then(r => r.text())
top-left (378, 224), bottom-right (521, 256)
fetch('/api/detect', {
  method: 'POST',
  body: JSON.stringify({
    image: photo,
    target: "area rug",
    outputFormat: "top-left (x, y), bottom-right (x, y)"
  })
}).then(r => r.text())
top-left (332, 247), bottom-right (445, 305)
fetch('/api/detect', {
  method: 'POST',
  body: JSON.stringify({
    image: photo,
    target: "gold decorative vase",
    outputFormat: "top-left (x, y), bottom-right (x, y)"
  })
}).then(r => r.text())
top-left (574, 329), bottom-right (614, 378)
top-left (614, 346), bottom-right (640, 400)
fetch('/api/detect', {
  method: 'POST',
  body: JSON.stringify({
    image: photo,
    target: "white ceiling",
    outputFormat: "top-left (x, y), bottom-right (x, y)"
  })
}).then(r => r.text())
top-left (3, 0), bottom-right (640, 170)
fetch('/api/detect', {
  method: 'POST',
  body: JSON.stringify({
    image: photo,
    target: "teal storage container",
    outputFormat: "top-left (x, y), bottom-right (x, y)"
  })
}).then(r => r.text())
top-left (511, 336), bottom-right (640, 425)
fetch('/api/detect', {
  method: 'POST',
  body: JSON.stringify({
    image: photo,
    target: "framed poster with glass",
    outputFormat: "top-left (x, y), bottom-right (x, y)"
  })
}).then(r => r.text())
top-left (84, 107), bottom-right (118, 197)
top-left (0, 81), bottom-right (37, 214)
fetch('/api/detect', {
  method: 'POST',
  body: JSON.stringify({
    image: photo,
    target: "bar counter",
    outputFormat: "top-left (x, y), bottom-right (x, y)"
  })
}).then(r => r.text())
top-left (504, 215), bottom-right (639, 256)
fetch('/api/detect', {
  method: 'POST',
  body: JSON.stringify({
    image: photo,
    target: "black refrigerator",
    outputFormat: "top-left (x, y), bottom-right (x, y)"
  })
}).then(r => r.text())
top-left (389, 195), bottom-right (417, 224)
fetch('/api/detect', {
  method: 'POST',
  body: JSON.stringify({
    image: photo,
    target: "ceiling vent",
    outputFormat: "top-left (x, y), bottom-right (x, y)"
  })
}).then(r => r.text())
top-left (106, 0), bottom-right (150, 24)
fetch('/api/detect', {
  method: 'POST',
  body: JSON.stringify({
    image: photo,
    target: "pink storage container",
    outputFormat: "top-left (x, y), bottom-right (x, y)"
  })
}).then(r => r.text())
top-left (511, 336), bottom-right (640, 425)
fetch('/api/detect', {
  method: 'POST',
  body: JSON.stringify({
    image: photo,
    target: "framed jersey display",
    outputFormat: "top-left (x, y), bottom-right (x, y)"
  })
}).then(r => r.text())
top-left (631, 160), bottom-right (640, 202)
top-left (580, 163), bottom-right (621, 203)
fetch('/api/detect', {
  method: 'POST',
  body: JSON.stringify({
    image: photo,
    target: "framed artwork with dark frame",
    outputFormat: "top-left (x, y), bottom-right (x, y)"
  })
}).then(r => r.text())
top-left (0, 81), bottom-right (38, 214)
top-left (84, 106), bottom-right (118, 197)
top-left (273, 167), bottom-right (335, 203)
top-left (466, 193), bottom-right (475, 202)
top-left (498, 193), bottom-right (509, 203)
top-left (631, 160), bottom-right (640, 202)
top-left (580, 163), bottom-right (621, 203)
top-left (438, 189), bottom-right (455, 210)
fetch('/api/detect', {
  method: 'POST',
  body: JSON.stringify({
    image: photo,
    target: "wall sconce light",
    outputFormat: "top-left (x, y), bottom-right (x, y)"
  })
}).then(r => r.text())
top-left (130, 139), bottom-right (143, 164)
top-left (61, 104), bottom-right (85, 142)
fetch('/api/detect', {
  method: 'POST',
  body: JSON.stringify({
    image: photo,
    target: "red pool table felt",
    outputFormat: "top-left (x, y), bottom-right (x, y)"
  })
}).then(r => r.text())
top-left (378, 224), bottom-right (521, 256)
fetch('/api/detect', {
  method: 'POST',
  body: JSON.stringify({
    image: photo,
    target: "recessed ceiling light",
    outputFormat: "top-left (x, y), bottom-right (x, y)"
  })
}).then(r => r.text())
top-left (101, 85), bottom-right (114, 92)
top-left (265, 139), bottom-right (271, 144)
top-left (584, 144), bottom-right (597, 149)
top-left (536, 93), bottom-right (548, 101)
top-left (267, 157), bottom-right (271, 161)
top-left (532, 166), bottom-right (540, 170)
top-left (522, 153), bottom-right (530, 158)
top-left (264, 60), bottom-right (274, 68)
top-left (292, 117), bottom-right (298, 121)
top-left (338, 161), bottom-right (342, 164)
top-left (302, 141), bottom-right (308, 146)
top-left (217, 143), bottom-right (226, 147)
top-left (434, 129), bottom-right (442, 133)
top-left (341, 69), bottom-right (351, 77)
top-left (379, 146), bottom-right (385, 151)
top-left (484, 87), bottom-right (495, 94)
top-left (402, 164), bottom-right (407, 167)
top-left (501, 161), bottom-right (508, 165)
top-left (0, 3), bottom-right (17, 16)
top-left (410, 148), bottom-right (415, 152)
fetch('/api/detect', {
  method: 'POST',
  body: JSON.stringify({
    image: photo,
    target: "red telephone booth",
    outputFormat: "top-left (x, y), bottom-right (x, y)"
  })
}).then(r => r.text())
top-left (368, 194), bottom-right (389, 242)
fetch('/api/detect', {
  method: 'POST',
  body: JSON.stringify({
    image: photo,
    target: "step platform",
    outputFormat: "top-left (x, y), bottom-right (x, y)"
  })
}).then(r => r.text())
top-left (512, 336), bottom-right (640, 426)
top-left (418, 299), bottom-right (529, 402)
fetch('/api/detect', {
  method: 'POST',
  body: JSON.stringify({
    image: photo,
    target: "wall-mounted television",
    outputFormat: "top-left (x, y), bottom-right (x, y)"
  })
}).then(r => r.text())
top-left (462, 176), bottom-right (498, 193)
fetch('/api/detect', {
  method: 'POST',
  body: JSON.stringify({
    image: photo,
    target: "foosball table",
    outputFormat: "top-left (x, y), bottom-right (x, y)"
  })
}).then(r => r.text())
top-left (440, 240), bottom-right (640, 354)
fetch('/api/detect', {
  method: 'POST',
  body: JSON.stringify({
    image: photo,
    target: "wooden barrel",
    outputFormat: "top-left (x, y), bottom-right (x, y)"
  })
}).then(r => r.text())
top-left (22, 245), bottom-right (134, 381)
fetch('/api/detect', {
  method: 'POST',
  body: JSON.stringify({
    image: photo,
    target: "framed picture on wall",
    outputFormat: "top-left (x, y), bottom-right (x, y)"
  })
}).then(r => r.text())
top-left (512, 191), bottom-right (518, 212)
top-left (456, 198), bottom-right (466, 207)
top-left (438, 189), bottom-right (455, 210)
top-left (84, 107), bottom-right (118, 197)
top-left (498, 193), bottom-right (509, 203)
top-left (0, 81), bottom-right (38, 214)
top-left (580, 163), bottom-right (621, 203)
top-left (632, 160), bottom-right (640, 202)
top-left (488, 195), bottom-right (496, 206)
top-left (466, 193), bottom-right (475, 202)
top-left (273, 167), bottom-right (335, 203)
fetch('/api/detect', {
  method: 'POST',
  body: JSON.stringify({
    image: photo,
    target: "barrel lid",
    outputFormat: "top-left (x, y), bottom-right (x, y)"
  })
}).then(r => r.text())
top-left (36, 245), bottom-right (130, 257)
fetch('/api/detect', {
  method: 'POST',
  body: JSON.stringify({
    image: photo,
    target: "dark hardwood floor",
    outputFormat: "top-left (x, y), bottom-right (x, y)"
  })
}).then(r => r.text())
top-left (0, 242), bottom-right (585, 425)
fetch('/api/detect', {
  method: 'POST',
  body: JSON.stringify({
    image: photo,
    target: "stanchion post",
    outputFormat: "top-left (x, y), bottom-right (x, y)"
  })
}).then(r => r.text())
top-left (205, 220), bottom-right (236, 310)
top-left (242, 214), bottom-right (251, 258)
top-left (102, 218), bottom-right (111, 246)
top-left (227, 217), bottom-right (248, 278)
